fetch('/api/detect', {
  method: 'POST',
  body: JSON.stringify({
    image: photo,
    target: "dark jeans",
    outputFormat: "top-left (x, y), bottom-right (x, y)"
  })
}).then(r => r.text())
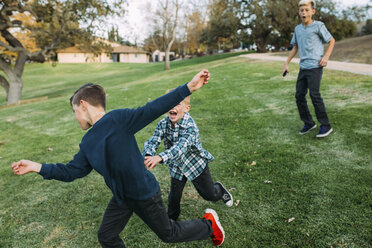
top-left (98, 189), bottom-right (212, 248)
top-left (168, 165), bottom-right (223, 220)
top-left (295, 68), bottom-right (330, 127)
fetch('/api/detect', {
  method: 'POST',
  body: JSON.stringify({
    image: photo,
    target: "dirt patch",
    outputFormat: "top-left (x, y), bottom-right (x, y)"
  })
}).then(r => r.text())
top-left (0, 96), bottom-right (48, 110)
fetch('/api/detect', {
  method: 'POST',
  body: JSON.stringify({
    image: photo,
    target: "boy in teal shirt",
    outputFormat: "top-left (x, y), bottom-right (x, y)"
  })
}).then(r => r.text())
top-left (142, 93), bottom-right (233, 221)
top-left (282, 0), bottom-right (335, 138)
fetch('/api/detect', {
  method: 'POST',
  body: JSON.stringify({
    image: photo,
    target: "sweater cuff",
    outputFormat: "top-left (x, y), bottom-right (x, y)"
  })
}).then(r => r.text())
top-left (39, 163), bottom-right (51, 179)
top-left (180, 83), bottom-right (192, 98)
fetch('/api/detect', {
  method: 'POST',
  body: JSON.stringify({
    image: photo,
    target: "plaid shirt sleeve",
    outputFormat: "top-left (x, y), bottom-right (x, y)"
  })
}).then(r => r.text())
top-left (158, 127), bottom-right (195, 164)
top-left (142, 120), bottom-right (164, 157)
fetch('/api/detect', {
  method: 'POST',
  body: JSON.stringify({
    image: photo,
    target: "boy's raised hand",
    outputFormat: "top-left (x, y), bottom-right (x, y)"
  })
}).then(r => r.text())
top-left (12, 160), bottom-right (41, 175)
top-left (187, 69), bottom-right (210, 93)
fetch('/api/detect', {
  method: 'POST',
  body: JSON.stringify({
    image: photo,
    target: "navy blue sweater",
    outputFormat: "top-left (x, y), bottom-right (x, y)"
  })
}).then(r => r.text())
top-left (39, 84), bottom-right (191, 204)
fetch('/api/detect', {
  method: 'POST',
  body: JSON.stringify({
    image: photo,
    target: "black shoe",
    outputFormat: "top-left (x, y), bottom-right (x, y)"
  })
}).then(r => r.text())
top-left (216, 182), bottom-right (233, 207)
top-left (316, 125), bottom-right (333, 138)
top-left (299, 123), bottom-right (317, 135)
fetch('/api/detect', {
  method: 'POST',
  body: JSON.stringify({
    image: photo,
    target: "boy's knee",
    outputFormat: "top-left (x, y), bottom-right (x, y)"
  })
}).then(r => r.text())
top-left (309, 91), bottom-right (322, 101)
top-left (295, 92), bottom-right (306, 100)
top-left (97, 229), bottom-right (108, 243)
top-left (97, 228), bottom-right (116, 245)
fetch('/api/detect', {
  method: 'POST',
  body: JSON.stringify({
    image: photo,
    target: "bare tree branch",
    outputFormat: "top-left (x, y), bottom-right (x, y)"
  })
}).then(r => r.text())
top-left (0, 56), bottom-right (11, 74)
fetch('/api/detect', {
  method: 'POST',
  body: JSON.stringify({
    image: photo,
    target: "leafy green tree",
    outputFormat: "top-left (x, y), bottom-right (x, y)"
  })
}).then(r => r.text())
top-left (315, 1), bottom-right (356, 40)
top-left (0, 0), bottom-right (125, 105)
top-left (200, 0), bottom-right (240, 52)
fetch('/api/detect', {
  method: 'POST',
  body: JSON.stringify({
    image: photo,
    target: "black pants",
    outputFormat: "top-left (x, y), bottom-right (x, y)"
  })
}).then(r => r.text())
top-left (97, 189), bottom-right (212, 248)
top-left (295, 68), bottom-right (330, 127)
top-left (168, 165), bottom-right (223, 220)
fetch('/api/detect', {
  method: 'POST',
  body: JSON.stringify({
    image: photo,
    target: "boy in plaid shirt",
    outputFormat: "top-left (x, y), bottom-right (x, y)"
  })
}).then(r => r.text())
top-left (143, 92), bottom-right (233, 221)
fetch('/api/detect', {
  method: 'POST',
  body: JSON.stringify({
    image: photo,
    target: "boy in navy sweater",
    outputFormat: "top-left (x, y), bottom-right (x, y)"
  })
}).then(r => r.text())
top-left (11, 70), bottom-right (225, 247)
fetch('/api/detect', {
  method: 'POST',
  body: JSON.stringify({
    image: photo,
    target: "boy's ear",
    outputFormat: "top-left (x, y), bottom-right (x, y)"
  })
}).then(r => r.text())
top-left (80, 100), bottom-right (88, 111)
top-left (185, 105), bottom-right (191, 112)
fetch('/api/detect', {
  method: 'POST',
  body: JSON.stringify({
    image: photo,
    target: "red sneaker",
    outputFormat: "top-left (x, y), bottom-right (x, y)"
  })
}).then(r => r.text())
top-left (204, 209), bottom-right (225, 246)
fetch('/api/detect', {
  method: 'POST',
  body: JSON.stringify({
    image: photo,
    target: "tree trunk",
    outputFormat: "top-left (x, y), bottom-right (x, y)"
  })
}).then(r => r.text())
top-left (7, 73), bottom-right (23, 105)
top-left (0, 75), bottom-right (9, 102)
top-left (164, 48), bottom-right (170, 70)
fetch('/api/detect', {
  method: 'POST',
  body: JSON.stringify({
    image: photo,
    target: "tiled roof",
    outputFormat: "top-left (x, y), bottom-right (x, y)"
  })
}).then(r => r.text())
top-left (112, 46), bottom-right (147, 54)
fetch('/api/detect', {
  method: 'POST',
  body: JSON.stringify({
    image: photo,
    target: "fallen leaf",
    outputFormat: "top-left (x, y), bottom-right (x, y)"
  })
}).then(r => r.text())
top-left (249, 169), bottom-right (252, 172)
top-left (235, 200), bottom-right (240, 207)
top-left (46, 147), bottom-right (53, 151)
top-left (254, 151), bottom-right (257, 154)
top-left (306, 233), bottom-right (310, 237)
top-left (288, 217), bottom-right (295, 223)
top-left (233, 172), bottom-right (236, 177)
top-left (0, 141), bottom-right (4, 145)
top-left (230, 187), bottom-right (236, 191)
top-left (234, 119), bottom-right (239, 122)
top-left (264, 180), bottom-right (272, 184)
top-left (0, 156), bottom-right (2, 159)
top-left (147, 98), bottom-right (151, 101)
top-left (251, 161), bottom-right (256, 166)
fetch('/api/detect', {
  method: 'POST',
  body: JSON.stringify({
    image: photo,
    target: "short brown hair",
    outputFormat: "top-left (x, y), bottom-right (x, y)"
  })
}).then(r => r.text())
top-left (70, 83), bottom-right (106, 109)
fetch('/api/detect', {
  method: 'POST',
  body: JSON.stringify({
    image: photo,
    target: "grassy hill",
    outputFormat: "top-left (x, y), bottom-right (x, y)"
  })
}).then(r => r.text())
top-left (274, 34), bottom-right (372, 64)
top-left (0, 53), bottom-right (371, 247)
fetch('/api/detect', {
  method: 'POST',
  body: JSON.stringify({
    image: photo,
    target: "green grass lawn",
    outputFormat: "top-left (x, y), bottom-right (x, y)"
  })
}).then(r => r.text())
top-left (1, 52), bottom-right (371, 247)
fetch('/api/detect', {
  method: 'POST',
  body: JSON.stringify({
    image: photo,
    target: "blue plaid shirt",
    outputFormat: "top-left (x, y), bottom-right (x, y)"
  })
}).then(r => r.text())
top-left (142, 112), bottom-right (214, 181)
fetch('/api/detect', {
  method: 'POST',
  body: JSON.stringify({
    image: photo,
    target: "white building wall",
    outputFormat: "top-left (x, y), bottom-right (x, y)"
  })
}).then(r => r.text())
top-left (119, 53), bottom-right (149, 63)
top-left (58, 53), bottom-right (113, 63)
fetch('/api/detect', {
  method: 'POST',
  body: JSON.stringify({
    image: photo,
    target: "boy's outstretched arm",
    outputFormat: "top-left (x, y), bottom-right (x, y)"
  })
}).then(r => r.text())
top-left (319, 38), bottom-right (335, 67)
top-left (12, 160), bottom-right (41, 175)
top-left (282, 45), bottom-right (298, 76)
top-left (12, 149), bottom-right (92, 182)
top-left (124, 70), bottom-right (210, 134)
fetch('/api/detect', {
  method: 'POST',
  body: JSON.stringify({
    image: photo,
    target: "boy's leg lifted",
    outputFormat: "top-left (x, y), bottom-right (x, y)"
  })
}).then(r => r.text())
top-left (192, 165), bottom-right (233, 207)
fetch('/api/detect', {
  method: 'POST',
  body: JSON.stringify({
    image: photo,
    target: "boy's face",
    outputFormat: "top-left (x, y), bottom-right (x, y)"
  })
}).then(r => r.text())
top-left (168, 101), bottom-right (190, 125)
top-left (72, 103), bottom-right (92, 130)
top-left (299, 4), bottom-right (315, 25)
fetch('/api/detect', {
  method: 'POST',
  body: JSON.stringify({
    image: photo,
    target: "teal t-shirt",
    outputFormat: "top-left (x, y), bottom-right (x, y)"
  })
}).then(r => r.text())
top-left (291, 20), bottom-right (333, 69)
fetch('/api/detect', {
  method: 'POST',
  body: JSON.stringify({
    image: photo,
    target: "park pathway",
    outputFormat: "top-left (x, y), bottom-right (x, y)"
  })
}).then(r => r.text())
top-left (241, 53), bottom-right (372, 76)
